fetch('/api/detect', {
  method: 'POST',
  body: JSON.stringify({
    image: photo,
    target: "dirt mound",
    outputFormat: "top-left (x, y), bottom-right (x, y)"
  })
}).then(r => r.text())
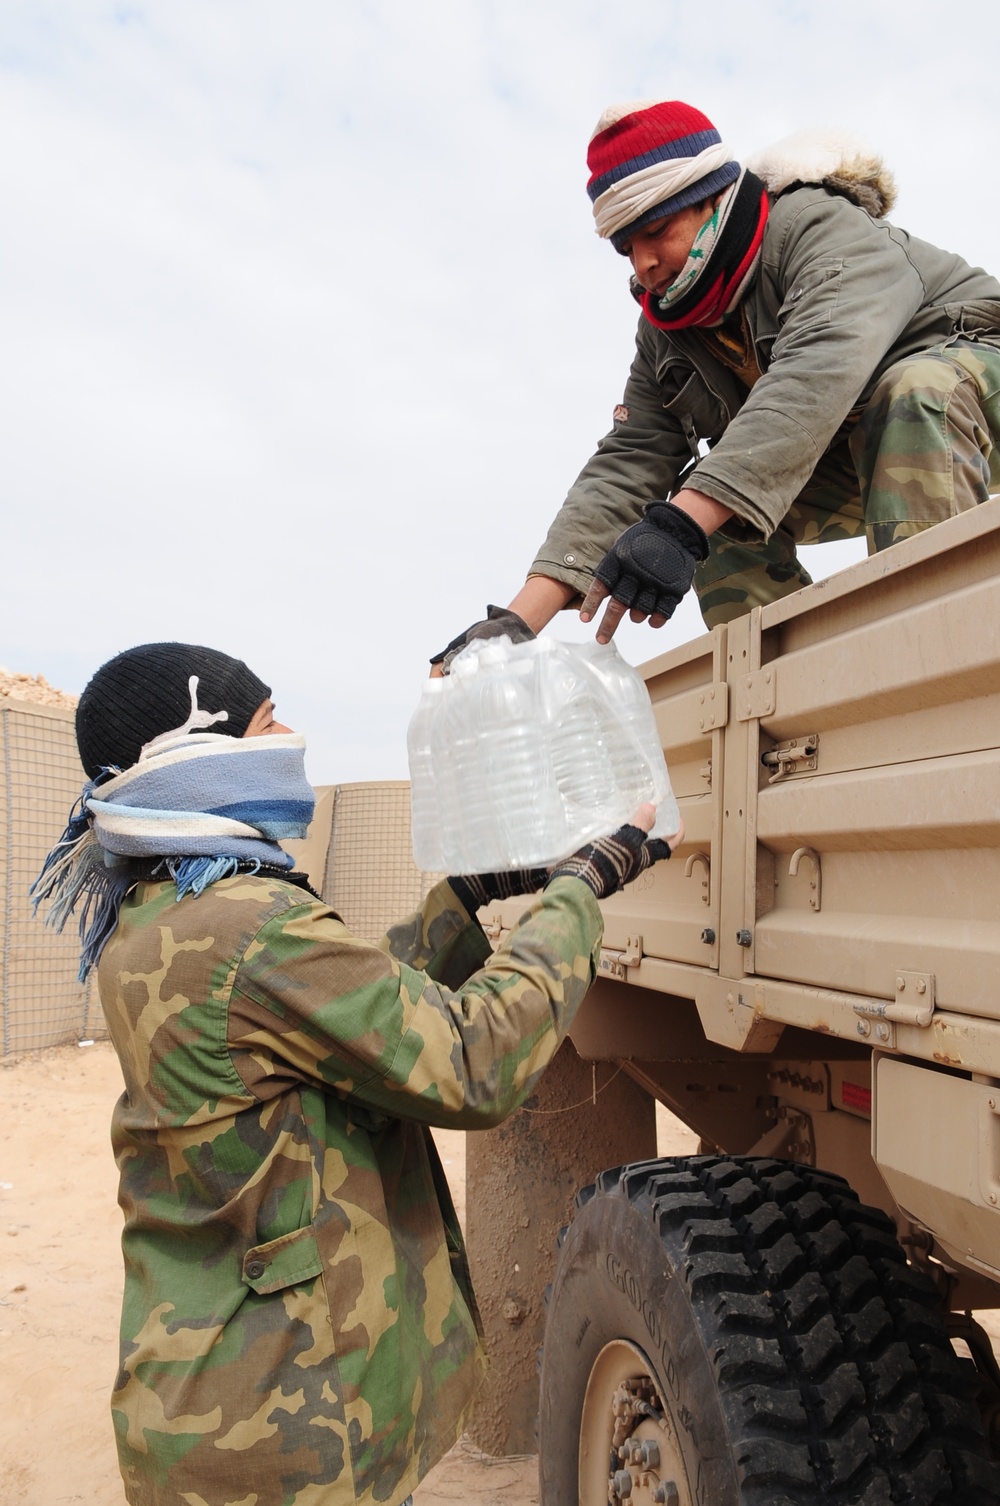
top-left (0, 668), bottom-right (78, 708)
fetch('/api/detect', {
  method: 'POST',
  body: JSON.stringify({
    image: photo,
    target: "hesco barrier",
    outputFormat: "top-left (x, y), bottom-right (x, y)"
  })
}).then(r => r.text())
top-left (0, 699), bottom-right (96, 1054)
top-left (320, 781), bottom-right (443, 942)
top-left (0, 709), bottom-right (432, 1055)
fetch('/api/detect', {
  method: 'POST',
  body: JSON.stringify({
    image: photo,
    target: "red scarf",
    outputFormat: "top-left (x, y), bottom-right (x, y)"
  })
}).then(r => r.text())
top-left (639, 171), bottom-right (769, 331)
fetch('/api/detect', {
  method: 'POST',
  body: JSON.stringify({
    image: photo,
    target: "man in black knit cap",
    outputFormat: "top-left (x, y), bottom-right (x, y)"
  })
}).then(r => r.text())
top-left (35, 640), bottom-right (681, 1506)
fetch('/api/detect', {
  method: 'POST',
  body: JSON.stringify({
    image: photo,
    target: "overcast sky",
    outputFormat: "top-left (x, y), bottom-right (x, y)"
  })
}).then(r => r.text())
top-left (3, 1), bottom-right (999, 784)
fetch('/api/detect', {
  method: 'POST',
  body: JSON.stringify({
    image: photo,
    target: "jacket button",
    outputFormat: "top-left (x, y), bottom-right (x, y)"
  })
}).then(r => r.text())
top-left (564, 553), bottom-right (576, 565)
top-left (246, 1260), bottom-right (266, 1280)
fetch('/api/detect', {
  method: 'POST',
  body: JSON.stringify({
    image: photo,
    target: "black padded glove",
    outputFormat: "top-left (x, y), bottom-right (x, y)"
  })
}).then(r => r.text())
top-left (546, 822), bottom-right (672, 901)
top-left (430, 604), bottom-right (535, 670)
top-left (449, 868), bottom-right (549, 914)
top-left (593, 501), bottom-right (709, 620)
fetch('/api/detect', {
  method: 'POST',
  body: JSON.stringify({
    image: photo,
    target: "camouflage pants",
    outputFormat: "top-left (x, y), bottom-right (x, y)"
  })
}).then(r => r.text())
top-left (693, 341), bottom-right (1000, 627)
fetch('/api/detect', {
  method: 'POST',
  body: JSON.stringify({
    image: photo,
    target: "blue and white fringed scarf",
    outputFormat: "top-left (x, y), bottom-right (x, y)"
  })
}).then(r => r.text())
top-left (32, 730), bottom-right (315, 981)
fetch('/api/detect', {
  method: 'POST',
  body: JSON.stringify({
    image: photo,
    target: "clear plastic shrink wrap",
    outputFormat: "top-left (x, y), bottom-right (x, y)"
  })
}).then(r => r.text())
top-left (408, 637), bottom-right (680, 873)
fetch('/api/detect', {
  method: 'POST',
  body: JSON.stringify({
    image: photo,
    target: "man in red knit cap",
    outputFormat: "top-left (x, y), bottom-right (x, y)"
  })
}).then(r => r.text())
top-left (433, 98), bottom-right (1000, 661)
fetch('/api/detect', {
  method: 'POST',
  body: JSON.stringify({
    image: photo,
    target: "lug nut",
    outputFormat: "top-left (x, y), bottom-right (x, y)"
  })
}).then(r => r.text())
top-left (652, 1484), bottom-right (680, 1505)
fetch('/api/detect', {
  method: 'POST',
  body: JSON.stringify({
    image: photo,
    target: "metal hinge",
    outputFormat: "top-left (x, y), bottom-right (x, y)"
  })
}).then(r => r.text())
top-left (696, 683), bottom-right (729, 732)
top-left (736, 666), bottom-right (776, 721)
top-left (761, 734), bottom-right (819, 783)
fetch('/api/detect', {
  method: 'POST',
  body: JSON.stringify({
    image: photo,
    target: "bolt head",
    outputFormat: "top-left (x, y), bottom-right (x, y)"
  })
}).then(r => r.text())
top-left (652, 1485), bottom-right (680, 1506)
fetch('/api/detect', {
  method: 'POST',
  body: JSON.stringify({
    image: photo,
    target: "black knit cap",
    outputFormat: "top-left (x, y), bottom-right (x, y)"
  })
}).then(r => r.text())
top-left (75, 642), bottom-right (271, 778)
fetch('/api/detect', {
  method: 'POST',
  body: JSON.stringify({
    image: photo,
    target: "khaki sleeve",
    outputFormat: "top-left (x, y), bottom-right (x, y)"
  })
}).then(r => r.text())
top-left (688, 194), bottom-right (926, 536)
top-left (528, 327), bottom-right (694, 594)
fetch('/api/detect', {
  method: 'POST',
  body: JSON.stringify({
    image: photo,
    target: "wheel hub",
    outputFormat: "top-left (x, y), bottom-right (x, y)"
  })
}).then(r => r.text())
top-left (577, 1339), bottom-right (692, 1506)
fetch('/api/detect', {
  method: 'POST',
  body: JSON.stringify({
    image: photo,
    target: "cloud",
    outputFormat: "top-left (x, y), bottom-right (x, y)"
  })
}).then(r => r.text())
top-left (0, 0), bottom-right (996, 779)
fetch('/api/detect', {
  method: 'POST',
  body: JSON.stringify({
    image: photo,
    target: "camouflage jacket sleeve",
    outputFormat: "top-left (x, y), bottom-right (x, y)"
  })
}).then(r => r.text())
top-left (375, 877), bottom-right (495, 990)
top-left (231, 876), bottom-right (603, 1129)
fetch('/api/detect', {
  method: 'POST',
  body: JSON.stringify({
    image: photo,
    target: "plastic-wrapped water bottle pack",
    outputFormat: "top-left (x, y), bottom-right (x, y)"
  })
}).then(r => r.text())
top-left (408, 636), bottom-right (680, 873)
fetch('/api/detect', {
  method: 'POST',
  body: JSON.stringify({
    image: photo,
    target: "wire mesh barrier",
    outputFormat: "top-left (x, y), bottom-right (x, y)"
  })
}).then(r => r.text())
top-left (1, 716), bottom-right (436, 1055)
top-left (323, 782), bottom-right (443, 942)
top-left (1, 699), bottom-right (96, 1055)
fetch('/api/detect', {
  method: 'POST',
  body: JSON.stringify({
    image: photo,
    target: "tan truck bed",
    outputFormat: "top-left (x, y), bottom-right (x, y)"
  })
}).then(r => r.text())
top-left (476, 502), bottom-right (1000, 1414)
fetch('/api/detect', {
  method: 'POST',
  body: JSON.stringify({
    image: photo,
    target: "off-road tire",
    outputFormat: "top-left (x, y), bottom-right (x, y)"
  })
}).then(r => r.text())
top-left (538, 1155), bottom-right (1000, 1505)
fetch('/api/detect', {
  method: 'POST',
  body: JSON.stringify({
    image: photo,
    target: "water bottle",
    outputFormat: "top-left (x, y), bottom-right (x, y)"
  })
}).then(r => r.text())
top-left (577, 643), bottom-right (680, 837)
top-left (477, 642), bottom-right (564, 866)
top-left (407, 679), bottom-right (447, 871)
top-left (407, 635), bottom-right (680, 872)
top-left (544, 648), bottom-right (626, 845)
top-left (439, 651), bottom-right (497, 872)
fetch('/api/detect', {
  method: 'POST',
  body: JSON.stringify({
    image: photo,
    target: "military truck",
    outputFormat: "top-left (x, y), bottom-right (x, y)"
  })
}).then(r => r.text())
top-left (475, 500), bottom-right (1000, 1504)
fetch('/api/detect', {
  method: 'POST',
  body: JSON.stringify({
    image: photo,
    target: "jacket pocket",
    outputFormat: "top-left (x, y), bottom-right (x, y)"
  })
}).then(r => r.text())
top-left (777, 259), bottom-right (843, 330)
top-left (945, 299), bottom-right (1000, 338)
top-left (242, 1224), bottom-right (324, 1295)
top-left (657, 367), bottom-right (729, 456)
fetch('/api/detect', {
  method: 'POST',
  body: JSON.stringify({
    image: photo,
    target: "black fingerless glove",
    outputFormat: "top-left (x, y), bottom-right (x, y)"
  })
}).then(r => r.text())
top-left (449, 868), bottom-right (549, 914)
top-left (593, 501), bottom-right (709, 620)
top-left (546, 822), bottom-right (672, 901)
top-left (430, 604), bottom-right (535, 670)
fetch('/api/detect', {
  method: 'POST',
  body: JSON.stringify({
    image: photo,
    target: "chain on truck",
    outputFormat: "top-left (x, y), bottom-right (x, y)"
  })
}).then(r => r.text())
top-left (469, 500), bottom-right (1000, 1505)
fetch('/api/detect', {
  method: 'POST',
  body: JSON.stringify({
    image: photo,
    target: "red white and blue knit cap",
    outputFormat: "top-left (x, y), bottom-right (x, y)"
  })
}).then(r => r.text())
top-left (587, 99), bottom-right (741, 253)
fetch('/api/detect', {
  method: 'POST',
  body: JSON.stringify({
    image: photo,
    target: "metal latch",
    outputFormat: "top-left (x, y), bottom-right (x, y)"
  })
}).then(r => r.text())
top-left (853, 971), bottom-right (936, 1045)
top-left (621, 935), bottom-right (644, 968)
top-left (886, 971), bottom-right (935, 1027)
top-left (598, 950), bottom-right (626, 980)
top-left (761, 734), bottom-right (819, 783)
top-left (598, 936), bottom-right (644, 979)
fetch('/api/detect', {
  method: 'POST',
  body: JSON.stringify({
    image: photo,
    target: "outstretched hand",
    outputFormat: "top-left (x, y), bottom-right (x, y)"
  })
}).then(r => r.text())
top-left (578, 501), bottom-right (710, 644)
top-left (580, 579), bottom-right (670, 643)
top-left (546, 803), bottom-right (684, 901)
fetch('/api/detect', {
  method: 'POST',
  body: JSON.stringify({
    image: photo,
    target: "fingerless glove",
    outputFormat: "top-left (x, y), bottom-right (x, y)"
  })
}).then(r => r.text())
top-left (593, 501), bottom-right (709, 620)
top-left (449, 868), bottom-right (549, 914)
top-left (430, 605), bottom-right (535, 670)
top-left (546, 823), bottom-right (672, 901)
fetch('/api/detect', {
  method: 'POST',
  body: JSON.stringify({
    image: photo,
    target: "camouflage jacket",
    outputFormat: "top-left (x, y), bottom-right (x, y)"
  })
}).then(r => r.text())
top-left (97, 869), bottom-right (602, 1506)
top-left (531, 183), bottom-right (1000, 596)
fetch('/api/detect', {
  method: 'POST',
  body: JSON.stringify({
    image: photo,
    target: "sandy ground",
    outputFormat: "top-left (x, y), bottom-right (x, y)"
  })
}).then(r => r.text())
top-left (3, 1041), bottom-right (676, 1506)
top-left (4, 1043), bottom-right (994, 1506)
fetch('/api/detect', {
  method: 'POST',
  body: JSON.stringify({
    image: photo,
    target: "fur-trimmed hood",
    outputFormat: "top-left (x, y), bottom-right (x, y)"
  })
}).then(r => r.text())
top-left (746, 128), bottom-right (897, 218)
